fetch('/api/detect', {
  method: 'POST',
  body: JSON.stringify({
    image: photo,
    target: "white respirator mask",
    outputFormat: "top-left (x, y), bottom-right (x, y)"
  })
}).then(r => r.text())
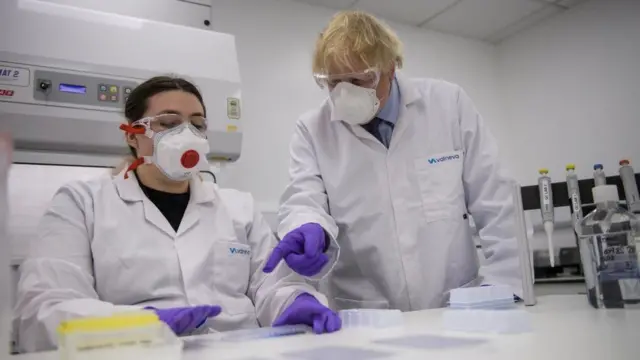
top-left (120, 116), bottom-right (210, 181)
top-left (329, 82), bottom-right (380, 126)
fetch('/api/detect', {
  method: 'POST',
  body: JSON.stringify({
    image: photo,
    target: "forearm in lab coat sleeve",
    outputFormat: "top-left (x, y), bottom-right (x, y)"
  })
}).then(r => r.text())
top-left (277, 120), bottom-right (339, 280)
top-left (457, 87), bottom-right (523, 298)
top-left (14, 184), bottom-right (140, 353)
top-left (246, 196), bottom-right (329, 326)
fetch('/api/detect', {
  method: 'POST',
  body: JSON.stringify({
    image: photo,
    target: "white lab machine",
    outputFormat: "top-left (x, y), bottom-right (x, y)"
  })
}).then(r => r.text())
top-left (0, 0), bottom-right (243, 354)
top-left (0, 0), bottom-right (242, 168)
top-left (0, 135), bottom-right (12, 356)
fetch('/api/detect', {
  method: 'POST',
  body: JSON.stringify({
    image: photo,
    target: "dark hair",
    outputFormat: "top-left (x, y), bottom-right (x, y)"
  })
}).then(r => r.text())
top-left (124, 76), bottom-right (206, 156)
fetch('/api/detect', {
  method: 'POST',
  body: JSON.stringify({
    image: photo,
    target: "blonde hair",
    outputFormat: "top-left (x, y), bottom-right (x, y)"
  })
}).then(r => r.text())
top-left (313, 11), bottom-right (403, 75)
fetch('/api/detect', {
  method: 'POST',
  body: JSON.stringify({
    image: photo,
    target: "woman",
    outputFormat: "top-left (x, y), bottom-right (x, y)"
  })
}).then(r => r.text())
top-left (14, 76), bottom-right (340, 353)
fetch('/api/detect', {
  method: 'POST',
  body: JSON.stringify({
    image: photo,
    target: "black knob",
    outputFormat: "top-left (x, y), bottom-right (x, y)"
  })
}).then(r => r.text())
top-left (39, 82), bottom-right (50, 90)
top-left (204, 19), bottom-right (210, 26)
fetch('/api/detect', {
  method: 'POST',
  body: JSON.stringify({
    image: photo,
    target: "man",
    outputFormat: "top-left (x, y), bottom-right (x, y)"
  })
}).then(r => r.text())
top-left (263, 11), bottom-right (522, 311)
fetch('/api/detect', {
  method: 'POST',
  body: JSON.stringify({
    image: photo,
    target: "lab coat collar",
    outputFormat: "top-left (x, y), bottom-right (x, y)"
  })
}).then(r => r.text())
top-left (113, 168), bottom-right (215, 205)
top-left (113, 167), bottom-right (216, 237)
top-left (395, 71), bottom-right (420, 106)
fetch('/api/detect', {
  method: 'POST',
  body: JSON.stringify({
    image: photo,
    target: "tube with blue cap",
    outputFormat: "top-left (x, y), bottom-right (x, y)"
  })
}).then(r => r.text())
top-left (593, 164), bottom-right (606, 187)
top-left (538, 169), bottom-right (555, 267)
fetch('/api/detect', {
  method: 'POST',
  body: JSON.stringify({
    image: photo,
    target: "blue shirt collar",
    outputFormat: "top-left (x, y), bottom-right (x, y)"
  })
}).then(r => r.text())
top-left (376, 76), bottom-right (401, 125)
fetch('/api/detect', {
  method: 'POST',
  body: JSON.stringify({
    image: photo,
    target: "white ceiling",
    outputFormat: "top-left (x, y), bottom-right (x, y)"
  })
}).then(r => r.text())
top-left (291, 0), bottom-right (590, 43)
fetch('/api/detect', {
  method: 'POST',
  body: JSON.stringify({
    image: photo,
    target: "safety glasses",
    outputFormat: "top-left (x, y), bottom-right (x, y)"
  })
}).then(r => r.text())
top-left (131, 113), bottom-right (208, 135)
top-left (313, 68), bottom-right (380, 90)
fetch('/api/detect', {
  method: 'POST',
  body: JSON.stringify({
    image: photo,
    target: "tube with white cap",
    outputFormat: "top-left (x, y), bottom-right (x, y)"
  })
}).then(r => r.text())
top-left (619, 159), bottom-right (640, 213)
top-left (538, 169), bottom-right (555, 267)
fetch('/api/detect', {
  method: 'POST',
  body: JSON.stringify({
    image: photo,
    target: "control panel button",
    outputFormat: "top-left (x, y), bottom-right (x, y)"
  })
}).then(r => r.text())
top-left (110, 95), bottom-right (117, 102)
top-left (99, 94), bottom-right (107, 101)
top-left (109, 85), bottom-right (118, 93)
top-left (124, 87), bottom-right (132, 94)
top-left (99, 84), bottom-right (107, 92)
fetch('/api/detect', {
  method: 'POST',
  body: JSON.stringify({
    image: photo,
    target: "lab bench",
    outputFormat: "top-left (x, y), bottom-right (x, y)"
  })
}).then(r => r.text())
top-left (12, 295), bottom-right (638, 360)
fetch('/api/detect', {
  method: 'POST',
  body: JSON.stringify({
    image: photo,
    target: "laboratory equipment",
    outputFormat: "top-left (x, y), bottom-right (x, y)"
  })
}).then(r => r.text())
top-left (57, 311), bottom-right (181, 360)
top-left (538, 169), bottom-right (556, 267)
top-left (0, 135), bottom-right (11, 357)
top-left (448, 284), bottom-right (515, 309)
top-left (566, 164), bottom-right (583, 224)
top-left (520, 164), bottom-right (640, 306)
top-left (183, 324), bottom-right (311, 348)
top-left (578, 185), bottom-right (640, 308)
top-left (594, 164), bottom-right (606, 187)
top-left (568, 164), bottom-right (597, 299)
top-left (512, 182), bottom-right (536, 306)
top-left (619, 160), bottom-right (640, 213)
top-left (338, 309), bottom-right (403, 328)
top-left (0, 0), bottom-right (242, 168)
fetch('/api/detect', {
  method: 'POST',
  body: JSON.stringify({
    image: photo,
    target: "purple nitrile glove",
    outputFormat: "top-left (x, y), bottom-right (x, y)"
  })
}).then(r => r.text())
top-left (147, 305), bottom-right (222, 335)
top-left (263, 223), bottom-right (328, 277)
top-left (273, 293), bottom-right (341, 334)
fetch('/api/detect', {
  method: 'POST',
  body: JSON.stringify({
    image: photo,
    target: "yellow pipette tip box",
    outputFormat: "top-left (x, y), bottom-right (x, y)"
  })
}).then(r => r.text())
top-left (57, 311), bottom-right (182, 360)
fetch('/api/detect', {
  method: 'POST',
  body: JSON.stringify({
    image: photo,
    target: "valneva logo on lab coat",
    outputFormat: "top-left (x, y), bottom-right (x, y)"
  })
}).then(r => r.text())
top-left (428, 154), bottom-right (460, 165)
top-left (229, 247), bottom-right (250, 256)
top-left (0, 65), bottom-right (30, 87)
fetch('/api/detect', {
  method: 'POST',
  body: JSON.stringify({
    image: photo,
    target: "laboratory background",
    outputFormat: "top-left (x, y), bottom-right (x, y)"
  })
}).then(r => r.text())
top-left (1, 0), bottom-right (639, 359)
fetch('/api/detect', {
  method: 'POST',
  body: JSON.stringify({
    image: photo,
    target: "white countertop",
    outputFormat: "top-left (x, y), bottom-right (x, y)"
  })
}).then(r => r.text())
top-left (12, 295), bottom-right (639, 360)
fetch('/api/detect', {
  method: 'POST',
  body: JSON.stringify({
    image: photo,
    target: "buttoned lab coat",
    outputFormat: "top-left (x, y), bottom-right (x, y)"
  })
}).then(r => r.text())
top-left (14, 170), bottom-right (325, 352)
top-left (278, 73), bottom-right (521, 311)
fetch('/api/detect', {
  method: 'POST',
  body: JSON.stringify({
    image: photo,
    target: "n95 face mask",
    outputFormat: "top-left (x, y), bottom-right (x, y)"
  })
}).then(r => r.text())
top-left (120, 118), bottom-right (210, 181)
top-left (150, 124), bottom-right (210, 181)
top-left (330, 82), bottom-right (380, 125)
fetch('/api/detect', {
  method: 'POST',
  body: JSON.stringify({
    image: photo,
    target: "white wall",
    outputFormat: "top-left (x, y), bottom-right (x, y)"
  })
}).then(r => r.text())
top-left (497, 0), bottom-right (640, 186)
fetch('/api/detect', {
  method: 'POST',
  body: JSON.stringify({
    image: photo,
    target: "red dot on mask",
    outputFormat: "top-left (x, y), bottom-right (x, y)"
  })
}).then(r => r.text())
top-left (180, 150), bottom-right (200, 169)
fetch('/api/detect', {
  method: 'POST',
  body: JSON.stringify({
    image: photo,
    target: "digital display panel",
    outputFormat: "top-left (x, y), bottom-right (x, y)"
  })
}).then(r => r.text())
top-left (59, 83), bottom-right (87, 94)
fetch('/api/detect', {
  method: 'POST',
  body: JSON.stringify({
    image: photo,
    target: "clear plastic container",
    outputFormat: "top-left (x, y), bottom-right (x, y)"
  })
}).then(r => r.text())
top-left (338, 309), bottom-right (403, 328)
top-left (577, 185), bottom-right (640, 309)
top-left (442, 309), bottom-right (531, 334)
top-left (448, 285), bottom-right (515, 309)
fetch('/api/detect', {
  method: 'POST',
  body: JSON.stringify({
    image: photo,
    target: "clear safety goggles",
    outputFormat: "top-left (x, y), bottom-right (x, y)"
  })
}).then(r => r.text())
top-left (313, 68), bottom-right (380, 90)
top-left (130, 113), bottom-right (208, 137)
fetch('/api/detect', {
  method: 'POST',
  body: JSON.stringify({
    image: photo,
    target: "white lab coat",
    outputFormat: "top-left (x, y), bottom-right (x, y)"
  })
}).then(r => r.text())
top-left (278, 73), bottom-right (522, 311)
top-left (14, 170), bottom-right (325, 353)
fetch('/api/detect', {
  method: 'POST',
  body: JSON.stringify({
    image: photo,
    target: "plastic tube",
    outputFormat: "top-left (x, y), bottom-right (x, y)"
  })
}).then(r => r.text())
top-left (619, 159), bottom-right (640, 213)
top-left (566, 164), bottom-right (583, 225)
top-left (593, 164), bottom-right (606, 187)
top-left (538, 169), bottom-right (555, 267)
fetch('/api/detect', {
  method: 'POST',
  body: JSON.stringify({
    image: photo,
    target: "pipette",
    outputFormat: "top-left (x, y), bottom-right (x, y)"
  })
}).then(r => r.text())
top-left (593, 164), bottom-right (606, 187)
top-left (619, 159), bottom-right (640, 213)
top-left (538, 169), bottom-right (555, 267)
top-left (566, 164), bottom-right (583, 225)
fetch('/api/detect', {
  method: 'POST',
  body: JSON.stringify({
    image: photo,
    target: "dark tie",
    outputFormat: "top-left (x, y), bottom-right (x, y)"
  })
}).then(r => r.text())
top-left (362, 117), bottom-right (394, 148)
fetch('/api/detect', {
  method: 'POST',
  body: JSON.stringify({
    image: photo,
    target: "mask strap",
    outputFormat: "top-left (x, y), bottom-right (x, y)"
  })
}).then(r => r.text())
top-left (123, 157), bottom-right (145, 179)
top-left (119, 123), bottom-right (146, 135)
